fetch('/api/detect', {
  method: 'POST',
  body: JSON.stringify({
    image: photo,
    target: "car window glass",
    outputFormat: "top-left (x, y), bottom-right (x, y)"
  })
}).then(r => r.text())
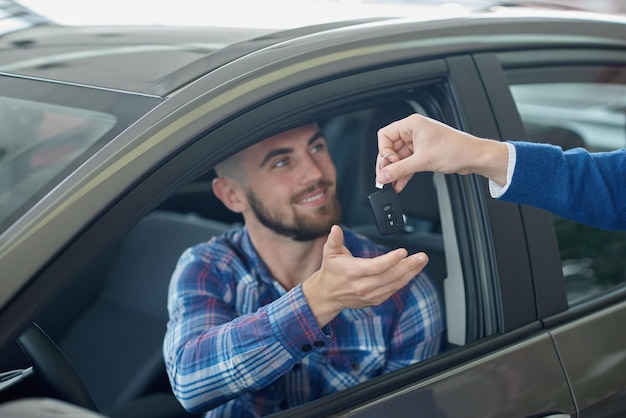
top-left (508, 67), bottom-right (626, 304)
top-left (0, 96), bottom-right (116, 229)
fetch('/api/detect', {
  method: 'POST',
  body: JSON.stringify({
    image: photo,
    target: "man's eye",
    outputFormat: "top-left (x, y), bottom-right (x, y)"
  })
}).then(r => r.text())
top-left (272, 158), bottom-right (289, 168)
top-left (311, 143), bottom-right (326, 153)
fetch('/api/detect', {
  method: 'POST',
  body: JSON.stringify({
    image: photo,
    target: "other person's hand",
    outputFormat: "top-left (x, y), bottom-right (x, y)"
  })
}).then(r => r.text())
top-left (375, 114), bottom-right (509, 192)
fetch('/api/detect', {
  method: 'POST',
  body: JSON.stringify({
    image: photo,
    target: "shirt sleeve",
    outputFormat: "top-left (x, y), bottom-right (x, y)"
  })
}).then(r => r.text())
top-left (489, 142), bottom-right (517, 198)
top-left (163, 246), bottom-right (330, 413)
top-left (496, 142), bottom-right (626, 231)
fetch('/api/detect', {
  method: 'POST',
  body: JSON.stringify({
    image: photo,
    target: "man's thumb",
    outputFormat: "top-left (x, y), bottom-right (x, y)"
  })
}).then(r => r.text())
top-left (324, 225), bottom-right (344, 254)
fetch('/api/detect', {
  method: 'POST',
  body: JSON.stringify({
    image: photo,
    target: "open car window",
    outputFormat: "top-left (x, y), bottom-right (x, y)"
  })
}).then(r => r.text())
top-left (320, 98), bottom-right (466, 348)
top-left (13, 80), bottom-right (480, 416)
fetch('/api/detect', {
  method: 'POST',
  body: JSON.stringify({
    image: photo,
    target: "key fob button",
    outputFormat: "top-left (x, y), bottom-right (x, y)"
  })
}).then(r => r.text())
top-left (367, 184), bottom-right (405, 235)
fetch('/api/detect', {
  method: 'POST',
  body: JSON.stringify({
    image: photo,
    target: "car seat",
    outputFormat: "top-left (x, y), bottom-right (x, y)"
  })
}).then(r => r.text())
top-left (37, 211), bottom-right (232, 416)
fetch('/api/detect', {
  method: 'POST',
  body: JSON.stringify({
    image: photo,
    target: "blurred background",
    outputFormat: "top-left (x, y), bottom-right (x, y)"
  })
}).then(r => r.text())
top-left (2, 0), bottom-right (626, 31)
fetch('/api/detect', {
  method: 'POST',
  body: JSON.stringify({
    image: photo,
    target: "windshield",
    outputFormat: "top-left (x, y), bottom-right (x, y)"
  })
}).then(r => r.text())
top-left (0, 96), bottom-right (116, 228)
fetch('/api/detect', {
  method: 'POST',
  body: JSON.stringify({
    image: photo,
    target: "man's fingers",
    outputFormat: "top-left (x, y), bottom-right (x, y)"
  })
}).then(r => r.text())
top-left (349, 248), bottom-right (428, 280)
top-left (397, 251), bottom-right (429, 281)
top-left (364, 247), bottom-right (409, 274)
top-left (385, 251), bottom-right (429, 282)
top-left (353, 251), bottom-right (429, 305)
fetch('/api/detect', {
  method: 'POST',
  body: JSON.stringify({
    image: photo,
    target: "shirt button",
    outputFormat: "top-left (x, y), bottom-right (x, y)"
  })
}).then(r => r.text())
top-left (313, 340), bottom-right (325, 347)
top-left (302, 343), bottom-right (312, 352)
top-left (292, 363), bottom-right (301, 371)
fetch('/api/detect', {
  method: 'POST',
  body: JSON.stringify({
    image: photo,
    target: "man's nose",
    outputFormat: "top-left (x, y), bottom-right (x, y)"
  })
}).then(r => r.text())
top-left (299, 154), bottom-right (324, 183)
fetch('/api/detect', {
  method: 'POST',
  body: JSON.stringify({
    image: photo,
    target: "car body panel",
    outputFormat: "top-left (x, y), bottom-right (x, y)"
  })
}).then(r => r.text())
top-left (551, 300), bottom-right (626, 417)
top-left (342, 333), bottom-right (573, 417)
top-left (1, 6), bottom-right (625, 417)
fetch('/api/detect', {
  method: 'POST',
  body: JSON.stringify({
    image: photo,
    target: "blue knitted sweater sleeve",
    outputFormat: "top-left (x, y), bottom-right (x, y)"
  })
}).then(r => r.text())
top-left (499, 142), bottom-right (626, 231)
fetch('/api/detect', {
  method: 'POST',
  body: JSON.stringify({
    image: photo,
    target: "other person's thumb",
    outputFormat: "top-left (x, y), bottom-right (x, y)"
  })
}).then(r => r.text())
top-left (377, 158), bottom-right (416, 192)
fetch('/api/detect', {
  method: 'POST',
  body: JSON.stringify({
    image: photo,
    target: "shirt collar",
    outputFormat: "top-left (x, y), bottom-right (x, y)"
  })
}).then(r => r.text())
top-left (240, 226), bottom-right (287, 293)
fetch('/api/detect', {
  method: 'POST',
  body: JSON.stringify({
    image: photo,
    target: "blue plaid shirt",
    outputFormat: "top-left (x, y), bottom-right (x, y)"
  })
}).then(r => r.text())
top-left (163, 227), bottom-right (444, 417)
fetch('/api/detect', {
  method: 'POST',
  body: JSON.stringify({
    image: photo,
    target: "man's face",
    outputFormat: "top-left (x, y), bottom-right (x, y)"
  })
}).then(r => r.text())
top-left (240, 124), bottom-right (341, 241)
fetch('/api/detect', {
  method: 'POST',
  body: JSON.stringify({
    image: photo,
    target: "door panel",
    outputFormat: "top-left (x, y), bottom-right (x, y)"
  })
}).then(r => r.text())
top-left (484, 47), bottom-right (626, 418)
top-left (345, 333), bottom-right (574, 418)
top-left (551, 300), bottom-right (626, 417)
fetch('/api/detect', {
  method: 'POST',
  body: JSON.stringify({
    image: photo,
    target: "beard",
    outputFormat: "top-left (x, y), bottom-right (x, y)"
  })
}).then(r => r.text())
top-left (246, 181), bottom-right (342, 242)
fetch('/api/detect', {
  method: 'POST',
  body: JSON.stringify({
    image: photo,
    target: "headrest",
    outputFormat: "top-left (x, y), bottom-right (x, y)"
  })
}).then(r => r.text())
top-left (362, 101), bottom-right (440, 224)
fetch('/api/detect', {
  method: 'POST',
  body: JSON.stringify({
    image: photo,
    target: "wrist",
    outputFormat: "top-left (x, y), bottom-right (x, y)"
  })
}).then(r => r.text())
top-left (301, 273), bottom-right (340, 328)
top-left (471, 138), bottom-right (509, 186)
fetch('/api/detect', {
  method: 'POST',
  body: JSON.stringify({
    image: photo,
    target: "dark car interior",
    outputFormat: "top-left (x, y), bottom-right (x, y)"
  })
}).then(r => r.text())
top-left (0, 91), bottom-right (453, 417)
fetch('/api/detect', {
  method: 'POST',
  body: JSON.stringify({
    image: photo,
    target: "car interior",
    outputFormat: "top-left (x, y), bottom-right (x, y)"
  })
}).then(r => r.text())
top-left (0, 90), bottom-right (464, 417)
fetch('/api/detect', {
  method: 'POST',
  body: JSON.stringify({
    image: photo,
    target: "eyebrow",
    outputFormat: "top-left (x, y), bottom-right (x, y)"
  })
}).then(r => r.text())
top-left (258, 131), bottom-right (324, 168)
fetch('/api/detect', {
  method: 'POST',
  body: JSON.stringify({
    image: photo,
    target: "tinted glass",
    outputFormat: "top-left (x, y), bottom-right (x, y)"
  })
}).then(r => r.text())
top-left (508, 66), bottom-right (626, 304)
top-left (0, 96), bottom-right (116, 228)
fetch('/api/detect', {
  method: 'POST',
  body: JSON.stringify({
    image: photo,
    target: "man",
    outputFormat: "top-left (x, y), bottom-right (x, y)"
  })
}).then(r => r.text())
top-left (376, 114), bottom-right (626, 231)
top-left (163, 123), bottom-right (444, 417)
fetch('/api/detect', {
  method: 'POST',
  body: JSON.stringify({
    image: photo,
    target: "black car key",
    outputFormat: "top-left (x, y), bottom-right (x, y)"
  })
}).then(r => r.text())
top-left (367, 183), bottom-right (405, 235)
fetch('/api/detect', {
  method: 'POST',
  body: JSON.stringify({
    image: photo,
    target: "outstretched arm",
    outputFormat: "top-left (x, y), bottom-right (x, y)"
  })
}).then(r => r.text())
top-left (375, 113), bottom-right (626, 231)
top-left (164, 226), bottom-right (430, 413)
top-left (164, 242), bottom-right (334, 413)
top-left (502, 142), bottom-right (626, 231)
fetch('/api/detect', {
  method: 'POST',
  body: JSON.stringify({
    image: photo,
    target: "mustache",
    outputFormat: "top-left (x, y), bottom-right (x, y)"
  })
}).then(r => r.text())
top-left (292, 180), bottom-right (334, 202)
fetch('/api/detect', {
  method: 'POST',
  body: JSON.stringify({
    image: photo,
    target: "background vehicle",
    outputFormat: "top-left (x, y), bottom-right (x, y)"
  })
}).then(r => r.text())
top-left (1, 3), bottom-right (625, 417)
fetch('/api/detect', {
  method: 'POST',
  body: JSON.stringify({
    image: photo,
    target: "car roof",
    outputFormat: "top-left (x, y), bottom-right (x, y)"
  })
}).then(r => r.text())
top-left (2, 4), bottom-right (625, 97)
top-left (0, 19), bottom-right (389, 96)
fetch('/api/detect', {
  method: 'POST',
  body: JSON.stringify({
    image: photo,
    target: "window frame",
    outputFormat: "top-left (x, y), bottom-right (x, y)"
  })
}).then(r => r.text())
top-left (1, 49), bottom-right (544, 417)
top-left (483, 47), bottom-right (626, 321)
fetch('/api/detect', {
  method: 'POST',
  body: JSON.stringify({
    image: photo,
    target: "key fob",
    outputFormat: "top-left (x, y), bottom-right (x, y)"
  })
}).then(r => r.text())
top-left (367, 183), bottom-right (405, 235)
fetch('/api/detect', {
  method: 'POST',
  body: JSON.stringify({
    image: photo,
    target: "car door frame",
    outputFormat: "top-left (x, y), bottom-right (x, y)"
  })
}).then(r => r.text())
top-left (262, 55), bottom-right (572, 418)
top-left (479, 45), bottom-right (626, 418)
top-left (0, 18), bottom-right (588, 417)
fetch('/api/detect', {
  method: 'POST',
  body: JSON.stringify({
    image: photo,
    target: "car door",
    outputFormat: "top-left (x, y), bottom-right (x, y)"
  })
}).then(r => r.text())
top-left (20, 43), bottom-right (573, 418)
top-left (247, 49), bottom-right (574, 418)
top-left (479, 45), bottom-right (626, 417)
top-left (0, 17), bottom-right (586, 417)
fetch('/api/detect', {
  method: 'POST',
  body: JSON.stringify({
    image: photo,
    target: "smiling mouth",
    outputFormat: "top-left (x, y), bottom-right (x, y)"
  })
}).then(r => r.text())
top-left (293, 180), bottom-right (333, 206)
top-left (298, 191), bottom-right (325, 204)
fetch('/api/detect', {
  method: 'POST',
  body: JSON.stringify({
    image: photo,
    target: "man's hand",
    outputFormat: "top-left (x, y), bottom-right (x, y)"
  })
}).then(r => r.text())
top-left (302, 225), bottom-right (428, 327)
top-left (375, 114), bottom-right (509, 192)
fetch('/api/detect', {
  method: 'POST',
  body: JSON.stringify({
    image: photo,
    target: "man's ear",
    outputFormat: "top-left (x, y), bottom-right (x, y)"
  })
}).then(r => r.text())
top-left (212, 177), bottom-right (248, 213)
